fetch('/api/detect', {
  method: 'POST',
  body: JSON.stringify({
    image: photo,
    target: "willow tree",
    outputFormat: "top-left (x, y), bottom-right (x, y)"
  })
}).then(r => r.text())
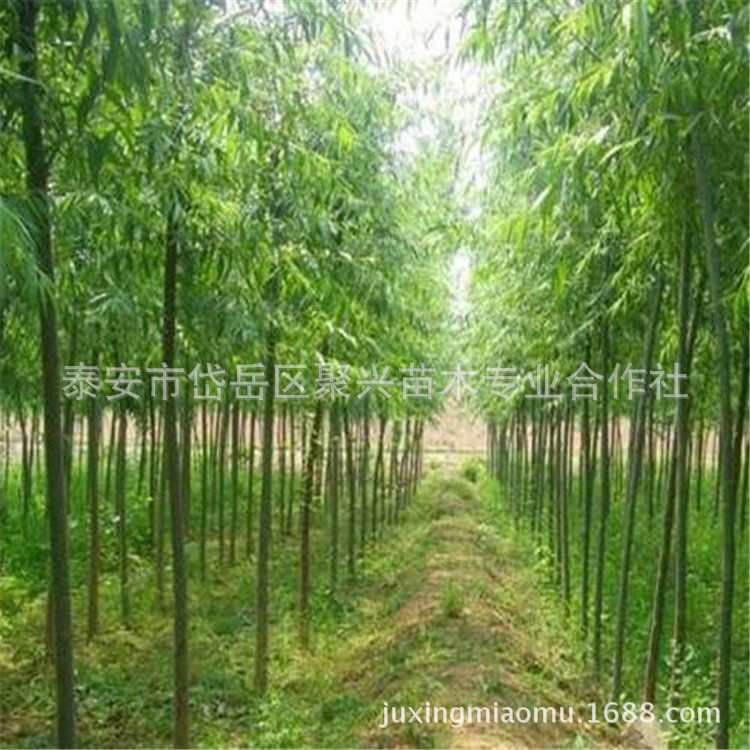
top-left (462, 1), bottom-right (748, 746)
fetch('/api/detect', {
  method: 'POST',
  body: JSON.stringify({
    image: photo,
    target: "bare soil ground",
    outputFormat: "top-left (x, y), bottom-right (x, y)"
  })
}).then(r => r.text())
top-left (422, 404), bottom-right (486, 470)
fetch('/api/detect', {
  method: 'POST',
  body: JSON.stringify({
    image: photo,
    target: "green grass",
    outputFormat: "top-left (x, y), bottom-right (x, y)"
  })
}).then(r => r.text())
top-left (0, 457), bottom-right (435, 748)
top-left (3, 456), bottom-right (744, 748)
top-left (439, 581), bottom-right (463, 619)
top-left (479, 465), bottom-right (750, 750)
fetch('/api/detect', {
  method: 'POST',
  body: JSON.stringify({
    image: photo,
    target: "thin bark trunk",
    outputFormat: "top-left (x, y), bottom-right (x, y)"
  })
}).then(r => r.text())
top-left (217, 399), bottom-right (229, 565)
top-left (254, 244), bottom-right (279, 694)
top-left (691, 91), bottom-right (736, 749)
top-left (612, 278), bottom-right (663, 699)
top-left (644, 281), bottom-right (702, 704)
top-left (670, 237), bottom-right (694, 704)
top-left (300, 400), bottom-right (324, 649)
top-left (16, 1), bottom-right (76, 741)
top-left (230, 400), bottom-right (239, 565)
top-left (181, 382), bottom-right (192, 539)
top-left (581, 396), bottom-right (593, 638)
top-left (372, 415), bottom-right (386, 539)
top-left (163, 204), bottom-right (189, 748)
top-left (593, 315), bottom-right (611, 675)
top-left (200, 403), bottom-right (208, 578)
top-left (329, 406), bottom-right (340, 590)
top-left (278, 408), bottom-right (287, 537)
top-left (62, 319), bottom-right (77, 496)
top-left (246, 410), bottom-right (256, 557)
top-left (86, 383), bottom-right (101, 641)
top-left (643, 428), bottom-right (678, 703)
top-left (115, 409), bottom-right (130, 626)
top-left (360, 402), bottom-right (370, 544)
top-left (286, 411), bottom-right (296, 535)
top-left (343, 410), bottom-right (357, 579)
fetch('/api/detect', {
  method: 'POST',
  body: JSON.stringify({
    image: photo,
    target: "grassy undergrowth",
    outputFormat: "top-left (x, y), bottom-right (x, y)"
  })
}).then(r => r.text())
top-left (0, 466), bottom-right (433, 748)
top-left (1, 467), bottom-right (623, 749)
top-left (477, 465), bottom-right (750, 750)
top-left (7, 455), bottom-right (739, 748)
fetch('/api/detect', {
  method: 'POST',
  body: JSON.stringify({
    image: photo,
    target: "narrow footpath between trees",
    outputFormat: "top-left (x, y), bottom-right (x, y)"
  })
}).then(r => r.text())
top-left (2, 468), bottom-right (654, 749)
top-left (279, 471), bottom-right (643, 750)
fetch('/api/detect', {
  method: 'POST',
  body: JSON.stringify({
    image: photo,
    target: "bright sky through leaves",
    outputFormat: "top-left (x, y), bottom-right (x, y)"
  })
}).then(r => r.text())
top-left (363, 1), bottom-right (482, 321)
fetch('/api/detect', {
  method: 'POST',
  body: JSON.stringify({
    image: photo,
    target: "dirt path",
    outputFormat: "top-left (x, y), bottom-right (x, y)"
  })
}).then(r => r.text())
top-left (306, 472), bottom-right (636, 749)
top-left (0, 468), bottom-right (652, 748)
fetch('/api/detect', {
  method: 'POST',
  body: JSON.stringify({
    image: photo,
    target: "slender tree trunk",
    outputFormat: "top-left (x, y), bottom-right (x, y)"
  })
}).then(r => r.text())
top-left (382, 418), bottom-right (391, 525)
top-left (115, 409), bottom-right (130, 626)
top-left (343, 410), bottom-right (357, 579)
top-left (523, 411), bottom-right (530, 520)
top-left (389, 420), bottom-right (401, 523)
top-left (643, 280), bottom-right (704, 703)
top-left (16, 1), bottom-right (76, 741)
top-left (372, 415), bottom-right (385, 539)
top-left (31, 409), bottom-right (40, 498)
top-left (329, 406), bottom-right (341, 590)
top-left (740, 438), bottom-right (749, 533)
top-left (300, 400), bottom-right (324, 648)
top-left (19, 411), bottom-right (31, 525)
top-left (581, 395), bottom-right (593, 638)
top-left (86, 382), bottom-right (101, 641)
top-left (561, 406), bottom-right (571, 605)
top-left (410, 419), bottom-right (421, 499)
top-left (656, 423), bottom-right (667, 503)
top-left (691, 97), bottom-right (736, 750)
top-left (732, 336), bottom-right (749, 500)
top-left (593, 315), bottom-right (611, 675)
top-left (138, 411), bottom-right (148, 499)
top-left (148, 391), bottom-right (158, 549)
top-left (643, 427), bottom-right (678, 703)
top-left (647, 398), bottom-right (656, 520)
top-left (550, 410), bottom-right (560, 584)
top-left (163, 204), bottom-right (189, 748)
top-left (1, 415), bottom-right (9, 527)
top-left (254, 246), bottom-right (279, 694)
top-left (200, 403), bottom-right (208, 578)
top-left (695, 415), bottom-right (705, 511)
top-left (62, 320), bottom-right (77, 497)
top-left (156, 438), bottom-right (166, 609)
top-left (105, 408), bottom-right (117, 512)
top-left (398, 419), bottom-right (411, 510)
top-left (286, 411), bottom-right (296, 535)
top-left (360, 401), bottom-right (370, 544)
top-left (181, 382), bottom-right (192, 538)
top-left (670, 237), bottom-right (694, 704)
top-left (217, 399), bottom-right (229, 565)
top-left (611, 278), bottom-right (663, 699)
top-left (246, 410), bottom-right (256, 557)
top-left (713, 429), bottom-right (721, 520)
top-left (278, 408), bottom-right (287, 537)
top-left (230, 400), bottom-right (239, 565)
